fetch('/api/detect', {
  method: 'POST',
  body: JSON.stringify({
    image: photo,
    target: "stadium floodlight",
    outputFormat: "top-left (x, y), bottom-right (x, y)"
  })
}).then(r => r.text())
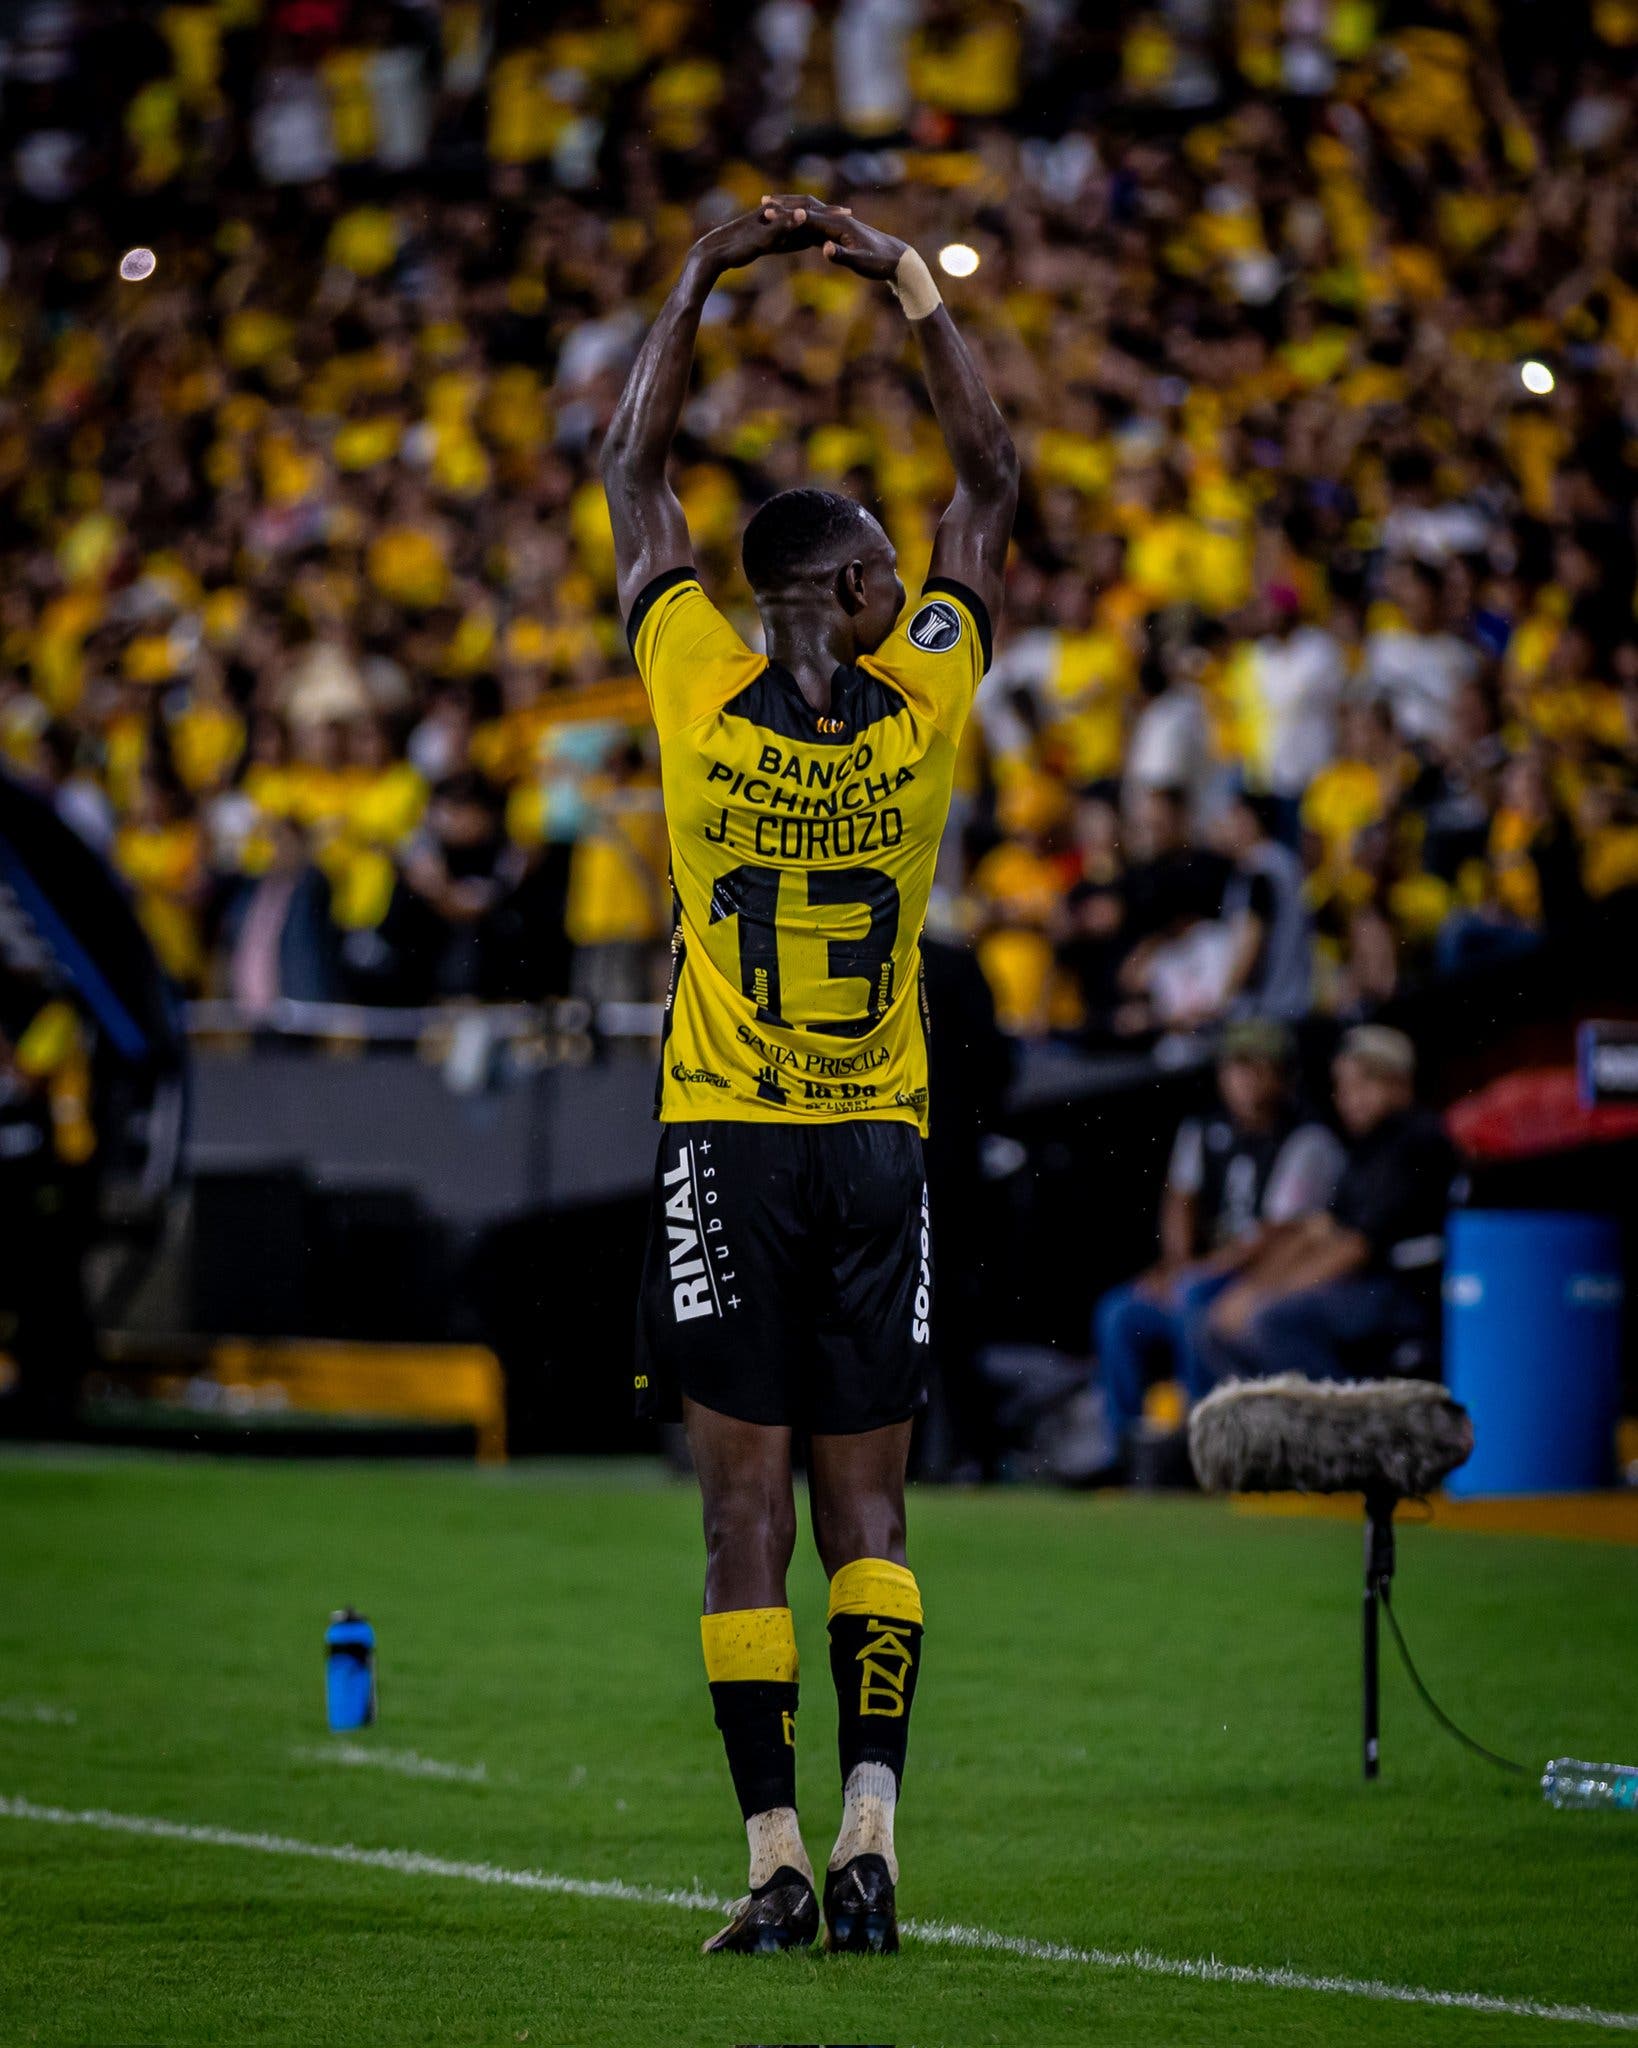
top-left (1519, 359), bottom-right (1555, 395)
top-left (938, 243), bottom-right (980, 278)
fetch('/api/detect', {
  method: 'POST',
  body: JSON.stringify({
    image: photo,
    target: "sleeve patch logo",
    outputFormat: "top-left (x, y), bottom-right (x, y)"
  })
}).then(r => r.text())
top-left (907, 598), bottom-right (964, 653)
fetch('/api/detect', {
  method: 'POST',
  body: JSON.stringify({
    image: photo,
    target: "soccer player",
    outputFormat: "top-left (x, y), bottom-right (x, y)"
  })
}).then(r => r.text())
top-left (601, 197), bottom-right (1017, 1954)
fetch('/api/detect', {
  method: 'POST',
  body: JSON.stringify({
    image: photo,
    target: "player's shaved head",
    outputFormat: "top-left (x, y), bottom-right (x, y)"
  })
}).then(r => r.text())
top-left (742, 488), bottom-right (886, 596)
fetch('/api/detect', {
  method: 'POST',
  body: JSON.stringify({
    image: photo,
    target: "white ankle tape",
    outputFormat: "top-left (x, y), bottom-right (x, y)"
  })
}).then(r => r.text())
top-left (889, 248), bottom-right (941, 321)
top-left (746, 1806), bottom-right (811, 1889)
top-left (830, 1761), bottom-right (899, 1880)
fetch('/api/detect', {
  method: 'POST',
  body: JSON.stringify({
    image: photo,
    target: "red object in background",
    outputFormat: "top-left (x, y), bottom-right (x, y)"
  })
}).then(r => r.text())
top-left (1446, 1066), bottom-right (1638, 1162)
top-left (272, 0), bottom-right (347, 34)
top-left (910, 107), bottom-right (958, 149)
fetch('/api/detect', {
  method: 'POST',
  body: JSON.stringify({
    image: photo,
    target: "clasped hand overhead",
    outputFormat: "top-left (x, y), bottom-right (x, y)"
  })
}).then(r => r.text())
top-left (689, 196), bottom-right (908, 282)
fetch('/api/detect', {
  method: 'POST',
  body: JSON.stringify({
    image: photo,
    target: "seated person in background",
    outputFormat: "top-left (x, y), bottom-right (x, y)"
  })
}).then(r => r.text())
top-left (1197, 1025), bottom-right (1458, 1385)
top-left (1093, 1019), bottom-right (1345, 1466)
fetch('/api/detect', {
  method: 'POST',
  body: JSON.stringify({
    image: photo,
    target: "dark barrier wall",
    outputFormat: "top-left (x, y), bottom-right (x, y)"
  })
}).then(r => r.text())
top-left (161, 1036), bottom-right (1213, 1451)
top-left (140, 932), bottom-right (1638, 1457)
top-left (187, 1041), bottom-right (659, 1227)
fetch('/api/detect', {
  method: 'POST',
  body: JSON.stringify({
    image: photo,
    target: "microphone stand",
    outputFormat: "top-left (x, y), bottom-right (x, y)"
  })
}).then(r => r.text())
top-left (1362, 1484), bottom-right (1397, 1780)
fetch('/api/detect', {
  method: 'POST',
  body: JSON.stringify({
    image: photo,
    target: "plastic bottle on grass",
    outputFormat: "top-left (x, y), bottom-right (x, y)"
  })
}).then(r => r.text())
top-left (325, 1608), bottom-right (376, 1731)
top-left (1541, 1759), bottom-right (1638, 1812)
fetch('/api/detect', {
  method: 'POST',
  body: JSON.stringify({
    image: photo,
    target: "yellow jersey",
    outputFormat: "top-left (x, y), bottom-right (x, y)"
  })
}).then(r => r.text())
top-left (630, 570), bottom-right (991, 1135)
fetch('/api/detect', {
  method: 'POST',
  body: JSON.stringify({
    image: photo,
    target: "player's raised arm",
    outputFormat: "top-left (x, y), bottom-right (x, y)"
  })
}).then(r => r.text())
top-left (600, 203), bottom-right (822, 624)
top-left (805, 202), bottom-right (1019, 633)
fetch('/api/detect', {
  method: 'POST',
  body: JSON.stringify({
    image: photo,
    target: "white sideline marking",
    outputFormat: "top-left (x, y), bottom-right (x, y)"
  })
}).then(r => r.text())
top-left (0, 1701), bottom-right (77, 1727)
top-left (290, 1743), bottom-right (488, 1784)
top-left (3, 1793), bottom-right (1635, 2034)
top-left (0, 1794), bottom-right (720, 1915)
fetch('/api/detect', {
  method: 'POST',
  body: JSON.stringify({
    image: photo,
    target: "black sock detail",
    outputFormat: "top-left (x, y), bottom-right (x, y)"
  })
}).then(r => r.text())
top-left (827, 1612), bottom-right (922, 1789)
top-left (708, 1679), bottom-right (798, 1820)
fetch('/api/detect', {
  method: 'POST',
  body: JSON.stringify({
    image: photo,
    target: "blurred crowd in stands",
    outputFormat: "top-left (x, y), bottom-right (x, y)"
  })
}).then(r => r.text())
top-left (1, 0), bottom-right (1637, 1040)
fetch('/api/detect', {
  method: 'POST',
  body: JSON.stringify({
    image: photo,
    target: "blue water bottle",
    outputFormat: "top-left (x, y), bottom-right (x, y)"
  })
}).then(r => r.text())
top-left (325, 1608), bottom-right (377, 1731)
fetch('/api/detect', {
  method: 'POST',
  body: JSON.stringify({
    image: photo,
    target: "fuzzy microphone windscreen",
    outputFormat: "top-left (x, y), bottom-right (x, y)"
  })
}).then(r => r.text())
top-left (1188, 1376), bottom-right (1474, 1498)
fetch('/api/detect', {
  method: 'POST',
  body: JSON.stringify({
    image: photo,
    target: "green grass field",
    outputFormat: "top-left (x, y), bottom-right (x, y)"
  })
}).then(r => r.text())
top-left (2, 1452), bottom-right (1636, 2047)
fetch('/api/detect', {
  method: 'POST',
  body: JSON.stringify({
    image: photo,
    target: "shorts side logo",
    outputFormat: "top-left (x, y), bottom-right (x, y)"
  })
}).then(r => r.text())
top-left (912, 1180), bottom-right (932, 1345)
top-left (907, 598), bottom-right (963, 653)
top-left (661, 1143), bottom-right (715, 1322)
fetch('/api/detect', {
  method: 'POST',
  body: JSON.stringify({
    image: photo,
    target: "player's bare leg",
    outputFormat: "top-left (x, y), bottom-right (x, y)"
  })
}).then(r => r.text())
top-left (810, 1420), bottom-right (920, 1954)
top-left (685, 1397), bottom-right (818, 1953)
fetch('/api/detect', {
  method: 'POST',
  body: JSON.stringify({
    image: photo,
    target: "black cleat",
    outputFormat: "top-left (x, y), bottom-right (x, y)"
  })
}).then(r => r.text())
top-left (823, 1853), bottom-right (899, 1954)
top-left (701, 1866), bottom-right (819, 1954)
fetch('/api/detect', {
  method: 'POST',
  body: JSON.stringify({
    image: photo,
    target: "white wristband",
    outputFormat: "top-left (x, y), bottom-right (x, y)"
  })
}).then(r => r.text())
top-left (888, 247), bottom-right (941, 321)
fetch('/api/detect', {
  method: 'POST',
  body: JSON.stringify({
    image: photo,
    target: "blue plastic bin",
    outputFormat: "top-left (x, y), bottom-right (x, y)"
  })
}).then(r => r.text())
top-left (1444, 1210), bottom-right (1624, 1497)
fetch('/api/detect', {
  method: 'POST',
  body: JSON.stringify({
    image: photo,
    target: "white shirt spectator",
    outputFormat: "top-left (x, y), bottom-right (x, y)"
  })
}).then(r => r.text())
top-left (56, 776), bottom-right (115, 853)
top-left (1362, 626), bottom-right (1477, 750)
top-left (1248, 625), bottom-right (1344, 798)
top-left (1125, 684), bottom-right (1212, 815)
top-left (756, 0), bottom-right (813, 95)
top-left (975, 629), bottom-right (1072, 763)
top-left (1380, 502), bottom-right (1492, 565)
top-left (1279, 0), bottom-right (1338, 96)
top-left (14, 130), bottom-right (84, 201)
top-left (368, 48), bottom-right (431, 170)
top-left (556, 311), bottom-right (645, 396)
top-left (253, 68), bottom-right (335, 186)
top-left (1147, 922), bottom-right (1239, 1026)
top-left (834, 0), bottom-right (917, 136)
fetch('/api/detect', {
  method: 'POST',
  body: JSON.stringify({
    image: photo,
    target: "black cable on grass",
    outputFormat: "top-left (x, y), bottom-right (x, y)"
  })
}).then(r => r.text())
top-left (1380, 1585), bottom-right (1534, 1778)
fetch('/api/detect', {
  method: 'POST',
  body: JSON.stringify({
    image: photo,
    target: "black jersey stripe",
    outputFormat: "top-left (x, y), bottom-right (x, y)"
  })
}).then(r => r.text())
top-left (625, 565), bottom-right (699, 658)
top-left (924, 577), bottom-right (994, 672)
top-left (720, 662), bottom-right (909, 745)
top-left (652, 911), bottom-right (685, 1122)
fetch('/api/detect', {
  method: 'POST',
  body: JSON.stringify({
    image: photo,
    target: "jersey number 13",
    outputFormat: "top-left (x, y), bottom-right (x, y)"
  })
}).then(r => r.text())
top-left (709, 862), bottom-right (900, 1039)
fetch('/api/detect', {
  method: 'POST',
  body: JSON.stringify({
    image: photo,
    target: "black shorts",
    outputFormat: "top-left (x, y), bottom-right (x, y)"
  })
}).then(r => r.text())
top-left (635, 1119), bottom-right (931, 1434)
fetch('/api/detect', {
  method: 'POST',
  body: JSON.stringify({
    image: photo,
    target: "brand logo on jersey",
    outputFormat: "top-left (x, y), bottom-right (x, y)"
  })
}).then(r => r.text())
top-left (670, 1060), bottom-right (729, 1090)
top-left (661, 1143), bottom-right (714, 1322)
top-left (907, 598), bottom-right (963, 653)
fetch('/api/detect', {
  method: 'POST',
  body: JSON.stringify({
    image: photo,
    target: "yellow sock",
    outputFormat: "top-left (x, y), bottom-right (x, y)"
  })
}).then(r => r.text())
top-left (701, 1606), bottom-right (805, 1884)
top-left (826, 1558), bottom-right (923, 1862)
